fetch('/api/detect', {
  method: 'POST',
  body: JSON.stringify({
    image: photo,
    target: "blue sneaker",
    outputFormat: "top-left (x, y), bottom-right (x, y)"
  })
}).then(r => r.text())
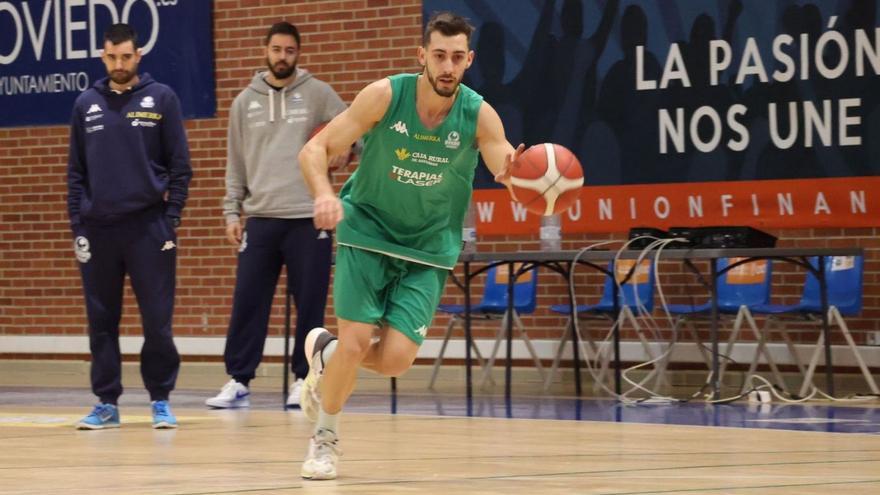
top-left (76, 403), bottom-right (120, 430)
top-left (151, 400), bottom-right (178, 429)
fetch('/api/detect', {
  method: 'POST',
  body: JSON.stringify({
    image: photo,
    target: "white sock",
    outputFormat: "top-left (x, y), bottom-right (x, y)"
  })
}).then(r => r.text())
top-left (317, 408), bottom-right (339, 434)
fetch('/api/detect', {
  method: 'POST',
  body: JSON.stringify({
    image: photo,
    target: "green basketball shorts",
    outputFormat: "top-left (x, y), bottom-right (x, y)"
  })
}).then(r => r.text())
top-left (333, 245), bottom-right (449, 344)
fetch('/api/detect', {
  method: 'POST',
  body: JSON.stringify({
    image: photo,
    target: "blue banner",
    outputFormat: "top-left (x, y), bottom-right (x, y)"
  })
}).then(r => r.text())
top-left (0, 0), bottom-right (215, 127)
top-left (424, 0), bottom-right (880, 187)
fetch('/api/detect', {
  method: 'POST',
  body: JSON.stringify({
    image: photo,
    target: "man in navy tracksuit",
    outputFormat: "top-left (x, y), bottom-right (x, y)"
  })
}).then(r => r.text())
top-left (67, 24), bottom-right (192, 430)
top-left (206, 22), bottom-right (353, 409)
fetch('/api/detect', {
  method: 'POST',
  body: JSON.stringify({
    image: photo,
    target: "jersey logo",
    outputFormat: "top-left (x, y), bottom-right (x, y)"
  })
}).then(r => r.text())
top-left (86, 104), bottom-right (102, 114)
top-left (390, 120), bottom-right (409, 136)
top-left (395, 148), bottom-right (410, 161)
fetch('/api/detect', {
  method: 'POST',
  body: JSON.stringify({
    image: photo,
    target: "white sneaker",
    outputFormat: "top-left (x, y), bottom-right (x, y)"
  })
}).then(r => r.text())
top-left (205, 379), bottom-right (250, 409)
top-left (301, 428), bottom-right (341, 480)
top-left (301, 327), bottom-right (337, 422)
top-left (286, 378), bottom-right (304, 408)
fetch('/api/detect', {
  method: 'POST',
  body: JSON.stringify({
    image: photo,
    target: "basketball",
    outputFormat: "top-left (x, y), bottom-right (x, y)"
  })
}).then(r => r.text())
top-left (509, 143), bottom-right (584, 216)
top-left (308, 122), bottom-right (355, 171)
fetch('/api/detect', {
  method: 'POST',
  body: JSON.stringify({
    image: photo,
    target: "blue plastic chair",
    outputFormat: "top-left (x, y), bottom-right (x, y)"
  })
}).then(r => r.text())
top-left (429, 263), bottom-right (541, 389)
top-left (664, 258), bottom-right (778, 389)
top-left (436, 264), bottom-right (538, 316)
top-left (752, 256), bottom-right (863, 316)
top-left (667, 258), bottom-right (773, 315)
top-left (548, 259), bottom-right (656, 316)
top-left (750, 256), bottom-right (876, 396)
top-left (544, 259), bottom-right (657, 391)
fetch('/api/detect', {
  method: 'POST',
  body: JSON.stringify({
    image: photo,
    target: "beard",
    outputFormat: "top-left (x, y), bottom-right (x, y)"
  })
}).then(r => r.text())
top-left (424, 65), bottom-right (459, 97)
top-left (109, 68), bottom-right (137, 86)
top-left (267, 57), bottom-right (296, 80)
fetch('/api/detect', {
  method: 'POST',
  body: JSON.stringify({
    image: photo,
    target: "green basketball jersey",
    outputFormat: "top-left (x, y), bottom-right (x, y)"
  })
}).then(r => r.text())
top-left (335, 73), bottom-right (483, 269)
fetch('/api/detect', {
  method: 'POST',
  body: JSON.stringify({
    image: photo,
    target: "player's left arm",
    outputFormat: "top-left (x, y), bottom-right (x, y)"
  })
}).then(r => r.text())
top-left (475, 101), bottom-right (524, 193)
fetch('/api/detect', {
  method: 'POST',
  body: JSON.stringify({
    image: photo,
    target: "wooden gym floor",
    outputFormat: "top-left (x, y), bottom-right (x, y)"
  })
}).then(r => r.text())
top-left (2, 395), bottom-right (879, 494)
top-left (1, 361), bottom-right (878, 493)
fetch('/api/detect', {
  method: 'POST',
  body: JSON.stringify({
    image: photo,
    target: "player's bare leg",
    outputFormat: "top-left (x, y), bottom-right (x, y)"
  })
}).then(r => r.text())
top-left (301, 320), bottom-right (418, 480)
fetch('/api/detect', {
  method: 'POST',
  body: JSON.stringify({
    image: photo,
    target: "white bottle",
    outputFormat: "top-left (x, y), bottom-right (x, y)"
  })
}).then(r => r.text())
top-left (461, 202), bottom-right (477, 254)
top-left (539, 214), bottom-right (562, 251)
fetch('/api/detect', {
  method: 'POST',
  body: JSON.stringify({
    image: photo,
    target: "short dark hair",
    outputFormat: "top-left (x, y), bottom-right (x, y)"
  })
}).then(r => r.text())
top-left (423, 11), bottom-right (475, 46)
top-left (104, 23), bottom-right (138, 49)
top-left (265, 21), bottom-right (301, 47)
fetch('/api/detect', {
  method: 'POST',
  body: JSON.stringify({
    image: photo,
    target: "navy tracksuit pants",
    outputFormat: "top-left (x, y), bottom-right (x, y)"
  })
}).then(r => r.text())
top-left (224, 218), bottom-right (332, 384)
top-left (78, 206), bottom-right (180, 404)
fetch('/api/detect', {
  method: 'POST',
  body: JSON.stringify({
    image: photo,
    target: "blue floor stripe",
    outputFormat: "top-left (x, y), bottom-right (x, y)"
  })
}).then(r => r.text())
top-left (3, 386), bottom-right (879, 434)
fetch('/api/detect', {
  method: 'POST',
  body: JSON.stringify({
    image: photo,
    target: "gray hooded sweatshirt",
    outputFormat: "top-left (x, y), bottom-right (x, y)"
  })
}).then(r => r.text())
top-left (223, 68), bottom-right (347, 224)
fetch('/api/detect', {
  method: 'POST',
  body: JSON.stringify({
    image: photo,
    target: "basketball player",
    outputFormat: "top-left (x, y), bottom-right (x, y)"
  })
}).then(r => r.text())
top-left (297, 11), bottom-right (524, 479)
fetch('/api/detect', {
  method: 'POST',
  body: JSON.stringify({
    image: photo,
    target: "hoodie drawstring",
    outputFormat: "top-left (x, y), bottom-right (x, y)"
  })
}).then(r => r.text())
top-left (280, 86), bottom-right (287, 123)
top-left (268, 89), bottom-right (274, 123)
top-left (267, 87), bottom-right (287, 123)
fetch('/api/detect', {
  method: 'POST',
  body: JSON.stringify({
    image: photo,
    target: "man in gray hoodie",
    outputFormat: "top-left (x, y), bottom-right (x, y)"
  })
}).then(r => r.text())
top-left (207, 21), bottom-right (352, 409)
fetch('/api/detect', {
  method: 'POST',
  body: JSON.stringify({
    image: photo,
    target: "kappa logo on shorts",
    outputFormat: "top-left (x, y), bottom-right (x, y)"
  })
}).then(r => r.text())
top-left (317, 230), bottom-right (329, 240)
top-left (161, 240), bottom-right (176, 251)
top-left (415, 325), bottom-right (428, 338)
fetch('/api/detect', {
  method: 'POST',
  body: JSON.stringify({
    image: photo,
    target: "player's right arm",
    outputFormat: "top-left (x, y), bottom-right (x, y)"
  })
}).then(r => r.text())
top-left (475, 101), bottom-right (525, 198)
top-left (299, 79), bottom-right (392, 230)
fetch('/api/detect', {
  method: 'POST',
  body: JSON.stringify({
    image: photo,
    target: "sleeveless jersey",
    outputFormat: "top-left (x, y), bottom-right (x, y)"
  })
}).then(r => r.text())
top-left (335, 73), bottom-right (483, 269)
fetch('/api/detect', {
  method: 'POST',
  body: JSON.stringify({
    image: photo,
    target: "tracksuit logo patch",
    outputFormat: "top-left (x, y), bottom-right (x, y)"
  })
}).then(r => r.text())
top-left (74, 236), bottom-right (91, 263)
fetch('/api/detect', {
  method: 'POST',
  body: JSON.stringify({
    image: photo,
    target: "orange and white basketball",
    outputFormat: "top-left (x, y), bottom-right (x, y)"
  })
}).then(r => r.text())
top-left (510, 143), bottom-right (584, 215)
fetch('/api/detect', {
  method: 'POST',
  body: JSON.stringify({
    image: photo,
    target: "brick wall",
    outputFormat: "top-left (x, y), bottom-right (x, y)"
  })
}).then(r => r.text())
top-left (0, 0), bottom-right (877, 360)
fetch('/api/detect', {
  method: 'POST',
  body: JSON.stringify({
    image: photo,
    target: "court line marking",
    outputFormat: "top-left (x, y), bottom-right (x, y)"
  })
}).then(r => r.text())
top-left (157, 477), bottom-right (880, 495)
top-left (589, 479), bottom-right (880, 495)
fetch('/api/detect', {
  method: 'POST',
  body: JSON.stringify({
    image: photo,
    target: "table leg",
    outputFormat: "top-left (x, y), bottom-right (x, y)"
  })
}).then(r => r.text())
top-left (505, 262), bottom-right (515, 402)
top-left (818, 256), bottom-right (835, 396)
top-left (464, 261), bottom-right (473, 414)
top-left (710, 259), bottom-right (720, 400)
